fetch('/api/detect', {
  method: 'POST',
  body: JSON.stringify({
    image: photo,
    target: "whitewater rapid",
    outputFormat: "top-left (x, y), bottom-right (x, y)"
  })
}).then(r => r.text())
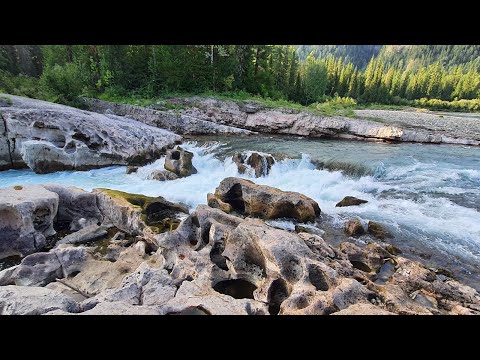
top-left (1, 138), bottom-right (479, 288)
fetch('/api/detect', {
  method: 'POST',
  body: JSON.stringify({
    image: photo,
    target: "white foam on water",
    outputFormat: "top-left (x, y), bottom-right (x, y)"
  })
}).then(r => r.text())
top-left (1, 141), bottom-right (479, 264)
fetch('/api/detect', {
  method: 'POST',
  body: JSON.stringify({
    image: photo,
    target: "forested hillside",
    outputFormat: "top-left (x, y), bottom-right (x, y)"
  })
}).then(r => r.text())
top-left (1, 45), bottom-right (479, 112)
top-left (379, 45), bottom-right (480, 71)
top-left (296, 45), bottom-right (382, 69)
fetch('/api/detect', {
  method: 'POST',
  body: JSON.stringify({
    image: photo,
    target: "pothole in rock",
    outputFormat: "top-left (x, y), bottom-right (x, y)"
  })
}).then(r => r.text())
top-left (210, 242), bottom-right (229, 271)
top-left (268, 278), bottom-right (290, 315)
top-left (213, 279), bottom-right (257, 299)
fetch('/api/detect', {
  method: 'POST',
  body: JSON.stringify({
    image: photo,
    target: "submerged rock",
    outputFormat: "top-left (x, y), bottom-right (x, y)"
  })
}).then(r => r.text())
top-left (148, 170), bottom-right (179, 181)
top-left (126, 166), bottom-right (138, 174)
top-left (336, 196), bottom-right (368, 207)
top-left (0, 185), bottom-right (58, 259)
top-left (0, 94), bottom-right (181, 173)
top-left (368, 221), bottom-right (392, 240)
top-left (344, 219), bottom-right (365, 237)
top-left (164, 146), bottom-right (197, 177)
top-left (232, 152), bottom-right (275, 178)
top-left (212, 177), bottom-right (320, 222)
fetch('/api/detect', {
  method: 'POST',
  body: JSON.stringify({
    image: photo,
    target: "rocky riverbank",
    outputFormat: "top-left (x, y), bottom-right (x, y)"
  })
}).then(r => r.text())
top-left (0, 95), bottom-right (183, 173)
top-left (1, 180), bottom-right (479, 315)
top-left (83, 96), bottom-right (480, 146)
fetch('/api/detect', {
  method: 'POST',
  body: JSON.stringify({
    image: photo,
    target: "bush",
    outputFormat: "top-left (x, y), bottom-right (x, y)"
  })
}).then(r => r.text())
top-left (414, 98), bottom-right (480, 112)
top-left (40, 62), bottom-right (88, 102)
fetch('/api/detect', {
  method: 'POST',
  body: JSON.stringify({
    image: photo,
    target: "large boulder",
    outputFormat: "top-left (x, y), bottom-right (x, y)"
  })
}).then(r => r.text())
top-left (0, 94), bottom-right (181, 173)
top-left (0, 185), bottom-right (58, 259)
top-left (232, 152), bottom-right (275, 178)
top-left (164, 146), bottom-right (197, 177)
top-left (212, 177), bottom-right (320, 222)
top-left (0, 285), bottom-right (80, 315)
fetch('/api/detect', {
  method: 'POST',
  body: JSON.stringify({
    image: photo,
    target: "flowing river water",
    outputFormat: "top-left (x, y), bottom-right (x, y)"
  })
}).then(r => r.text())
top-left (1, 135), bottom-right (479, 290)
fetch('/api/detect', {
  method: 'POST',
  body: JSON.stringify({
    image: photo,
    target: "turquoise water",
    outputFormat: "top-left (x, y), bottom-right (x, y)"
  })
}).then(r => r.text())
top-left (1, 135), bottom-right (479, 289)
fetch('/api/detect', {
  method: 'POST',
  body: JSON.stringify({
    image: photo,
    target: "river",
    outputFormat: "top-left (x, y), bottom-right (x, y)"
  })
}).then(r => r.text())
top-left (1, 135), bottom-right (479, 289)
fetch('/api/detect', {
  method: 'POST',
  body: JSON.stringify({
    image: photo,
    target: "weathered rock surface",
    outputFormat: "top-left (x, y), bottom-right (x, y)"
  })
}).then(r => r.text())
top-left (212, 177), bottom-right (320, 222)
top-left (336, 196), bottom-right (368, 207)
top-left (42, 184), bottom-right (103, 232)
top-left (1, 182), bottom-right (479, 315)
top-left (56, 224), bottom-right (108, 245)
top-left (81, 97), bottom-right (254, 136)
top-left (148, 170), bottom-right (179, 181)
top-left (94, 189), bottom-right (188, 245)
top-left (232, 152), bottom-right (275, 177)
top-left (207, 193), bottom-right (233, 213)
top-left (181, 97), bottom-right (480, 146)
top-left (0, 185), bottom-right (58, 259)
top-left (0, 94), bottom-right (181, 173)
top-left (11, 246), bottom-right (88, 287)
top-left (0, 285), bottom-right (80, 315)
top-left (164, 146), bottom-right (197, 177)
top-left (332, 302), bottom-right (396, 315)
top-left (345, 219), bottom-right (365, 237)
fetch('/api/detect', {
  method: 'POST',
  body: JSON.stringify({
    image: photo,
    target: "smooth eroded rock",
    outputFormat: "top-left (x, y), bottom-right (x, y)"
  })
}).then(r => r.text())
top-left (0, 185), bottom-right (58, 259)
top-left (0, 285), bottom-right (80, 315)
top-left (164, 146), bottom-right (197, 177)
top-left (213, 177), bottom-right (320, 222)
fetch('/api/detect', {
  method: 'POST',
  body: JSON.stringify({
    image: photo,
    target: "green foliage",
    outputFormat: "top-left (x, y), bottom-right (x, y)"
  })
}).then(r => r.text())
top-left (1, 45), bottom-right (480, 114)
top-left (40, 62), bottom-right (88, 102)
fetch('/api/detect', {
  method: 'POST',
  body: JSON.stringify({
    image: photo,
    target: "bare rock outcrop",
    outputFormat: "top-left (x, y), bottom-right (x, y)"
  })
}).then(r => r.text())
top-left (0, 185), bottom-right (58, 259)
top-left (211, 177), bottom-right (321, 222)
top-left (0, 94), bottom-right (181, 173)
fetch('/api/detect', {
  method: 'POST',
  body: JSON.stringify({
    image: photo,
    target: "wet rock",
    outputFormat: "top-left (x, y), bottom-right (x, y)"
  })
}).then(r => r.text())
top-left (232, 152), bottom-right (275, 178)
top-left (295, 224), bottom-right (325, 237)
top-left (368, 221), bottom-right (392, 240)
top-left (0, 285), bottom-right (80, 315)
top-left (148, 170), bottom-right (179, 181)
top-left (126, 166), bottom-right (138, 174)
top-left (0, 185), bottom-right (58, 259)
top-left (344, 219), bottom-right (365, 237)
top-left (213, 177), bottom-right (320, 222)
top-left (207, 193), bottom-right (233, 213)
top-left (56, 224), bottom-right (108, 245)
top-left (0, 94), bottom-right (181, 173)
top-left (164, 146), bottom-right (197, 177)
top-left (335, 196), bottom-right (368, 207)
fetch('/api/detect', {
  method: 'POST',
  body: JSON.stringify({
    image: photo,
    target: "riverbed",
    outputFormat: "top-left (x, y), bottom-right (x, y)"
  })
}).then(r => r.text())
top-left (1, 135), bottom-right (479, 289)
